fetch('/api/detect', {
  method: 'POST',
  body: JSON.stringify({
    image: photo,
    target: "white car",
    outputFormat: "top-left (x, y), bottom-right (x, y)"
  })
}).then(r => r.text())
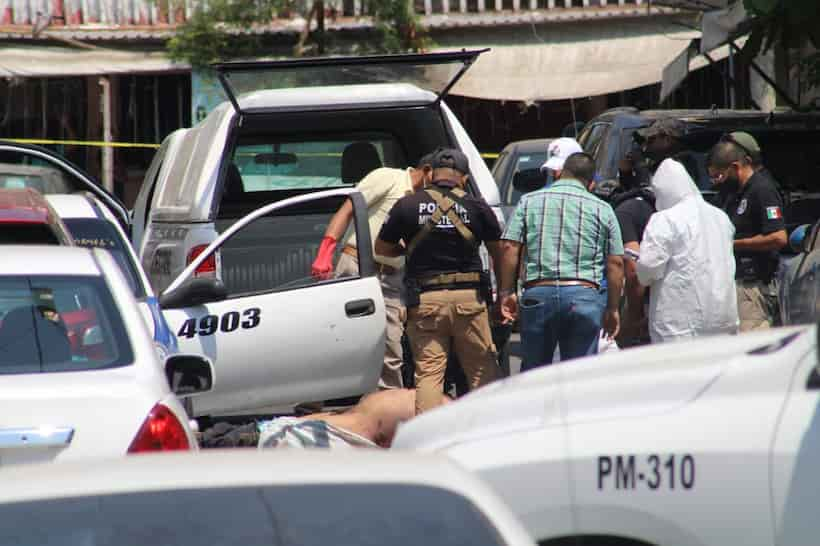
top-left (46, 193), bottom-right (178, 359)
top-left (0, 246), bottom-right (212, 465)
top-left (0, 450), bottom-right (536, 546)
top-left (393, 325), bottom-right (820, 546)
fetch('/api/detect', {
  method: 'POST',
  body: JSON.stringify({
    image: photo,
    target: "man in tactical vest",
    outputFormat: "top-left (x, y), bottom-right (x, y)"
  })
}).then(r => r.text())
top-left (375, 148), bottom-right (503, 415)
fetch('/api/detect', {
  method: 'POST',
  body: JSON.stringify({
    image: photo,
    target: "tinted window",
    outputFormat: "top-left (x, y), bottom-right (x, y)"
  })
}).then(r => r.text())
top-left (63, 218), bottom-right (145, 298)
top-left (0, 275), bottom-right (133, 374)
top-left (0, 155), bottom-right (76, 194)
top-left (580, 123), bottom-right (611, 156)
top-left (502, 153), bottom-right (547, 206)
top-left (0, 224), bottom-right (60, 245)
top-left (0, 484), bottom-right (506, 546)
top-left (230, 133), bottom-right (406, 193)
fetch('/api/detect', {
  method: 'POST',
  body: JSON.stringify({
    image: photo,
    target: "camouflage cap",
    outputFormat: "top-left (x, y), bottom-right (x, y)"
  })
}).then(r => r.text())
top-left (637, 118), bottom-right (686, 140)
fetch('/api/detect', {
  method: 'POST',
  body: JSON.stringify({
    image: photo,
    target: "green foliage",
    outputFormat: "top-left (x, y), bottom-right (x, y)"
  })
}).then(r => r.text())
top-left (732, 0), bottom-right (820, 93)
top-left (166, 0), bottom-right (430, 68)
top-left (166, 2), bottom-right (272, 68)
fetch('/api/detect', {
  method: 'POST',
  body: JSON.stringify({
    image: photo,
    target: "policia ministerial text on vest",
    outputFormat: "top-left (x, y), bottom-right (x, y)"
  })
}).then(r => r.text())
top-left (404, 187), bottom-right (491, 306)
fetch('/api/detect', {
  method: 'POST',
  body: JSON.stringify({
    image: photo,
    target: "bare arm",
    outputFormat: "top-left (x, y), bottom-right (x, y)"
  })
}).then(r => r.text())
top-left (623, 241), bottom-right (645, 321)
top-left (324, 200), bottom-right (355, 241)
top-left (606, 255), bottom-right (625, 311)
top-left (497, 240), bottom-right (522, 295)
top-left (375, 237), bottom-right (404, 258)
top-left (734, 230), bottom-right (787, 253)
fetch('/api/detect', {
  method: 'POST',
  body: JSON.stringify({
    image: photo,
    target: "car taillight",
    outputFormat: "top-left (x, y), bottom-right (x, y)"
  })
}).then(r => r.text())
top-left (128, 403), bottom-right (190, 453)
top-left (187, 244), bottom-right (216, 277)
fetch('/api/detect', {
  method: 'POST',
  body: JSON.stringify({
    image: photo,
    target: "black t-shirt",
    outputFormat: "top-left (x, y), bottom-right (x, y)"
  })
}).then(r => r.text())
top-left (378, 180), bottom-right (502, 280)
top-left (722, 169), bottom-right (786, 281)
top-left (613, 189), bottom-right (655, 244)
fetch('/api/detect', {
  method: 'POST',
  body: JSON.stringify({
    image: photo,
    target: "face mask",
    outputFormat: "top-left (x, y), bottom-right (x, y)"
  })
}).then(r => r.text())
top-left (544, 170), bottom-right (554, 186)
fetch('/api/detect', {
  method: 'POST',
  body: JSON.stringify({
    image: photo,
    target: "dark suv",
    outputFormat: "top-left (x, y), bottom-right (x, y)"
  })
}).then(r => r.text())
top-left (577, 107), bottom-right (820, 232)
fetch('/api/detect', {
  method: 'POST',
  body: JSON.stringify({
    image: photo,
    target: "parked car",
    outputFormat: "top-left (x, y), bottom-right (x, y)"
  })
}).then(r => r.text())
top-left (0, 140), bottom-right (129, 228)
top-left (576, 108), bottom-right (820, 232)
top-left (780, 220), bottom-right (820, 325)
top-left (0, 246), bottom-right (212, 465)
top-left (491, 138), bottom-right (552, 220)
top-left (0, 188), bottom-right (73, 245)
top-left (47, 193), bottom-right (178, 359)
top-left (0, 450), bottom-right (535, 546)
top-left (394, 324), bottom-right (820, 546)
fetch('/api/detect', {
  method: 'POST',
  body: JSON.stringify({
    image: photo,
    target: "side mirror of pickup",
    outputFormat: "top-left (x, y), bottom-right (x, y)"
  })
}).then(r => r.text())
top-left (160, 278), bottom-right (228, 309)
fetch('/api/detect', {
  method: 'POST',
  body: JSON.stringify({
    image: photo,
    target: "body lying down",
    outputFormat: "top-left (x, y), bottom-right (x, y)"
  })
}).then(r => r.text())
top-left (199, 389), bottom-right (448, 450)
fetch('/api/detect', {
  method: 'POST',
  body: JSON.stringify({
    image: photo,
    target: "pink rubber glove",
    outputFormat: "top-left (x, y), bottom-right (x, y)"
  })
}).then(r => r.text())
top-left (311, 236), bottom-right (337, 280)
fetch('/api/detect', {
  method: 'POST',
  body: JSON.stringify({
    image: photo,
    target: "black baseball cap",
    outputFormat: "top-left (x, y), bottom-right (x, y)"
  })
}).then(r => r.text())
top-left (430, 148), bottom-right (470, 174)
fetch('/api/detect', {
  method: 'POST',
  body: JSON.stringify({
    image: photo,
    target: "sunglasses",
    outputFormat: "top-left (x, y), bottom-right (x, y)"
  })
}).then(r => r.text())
top-left (719, 133), bottom-right (756, 159)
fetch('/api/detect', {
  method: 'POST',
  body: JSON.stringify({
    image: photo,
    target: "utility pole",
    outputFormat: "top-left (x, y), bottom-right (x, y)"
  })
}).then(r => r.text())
top-left (99, 76), bottom-right (113, 193)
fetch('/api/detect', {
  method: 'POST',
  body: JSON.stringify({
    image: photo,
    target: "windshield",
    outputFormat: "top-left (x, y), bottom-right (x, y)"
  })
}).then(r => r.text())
top-left (213, 50), bottom-right (485, 112)
top-left (63, 218), bottom-right (145, 298)
top-left (229, 134), bottom-right (406, 192)
top-left (0, 275), bottom-right (133, 374)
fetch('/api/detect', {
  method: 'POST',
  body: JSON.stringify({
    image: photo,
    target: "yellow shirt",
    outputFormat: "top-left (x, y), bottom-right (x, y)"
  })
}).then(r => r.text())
top-left (343, 167), bottom-right (412, 269)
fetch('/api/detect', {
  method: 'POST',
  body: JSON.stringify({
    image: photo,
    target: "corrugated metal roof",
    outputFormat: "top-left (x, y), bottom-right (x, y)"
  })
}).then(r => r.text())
top-left (0, 1), bottom-right (679, 41)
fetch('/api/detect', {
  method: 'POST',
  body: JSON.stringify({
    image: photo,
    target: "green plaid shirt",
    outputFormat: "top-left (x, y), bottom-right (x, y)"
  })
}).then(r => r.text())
top-left (503, 179), bottom-right (624, 285)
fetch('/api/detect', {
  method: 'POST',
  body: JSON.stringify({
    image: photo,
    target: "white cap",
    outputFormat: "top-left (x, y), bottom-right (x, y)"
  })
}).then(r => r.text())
top-left (541, 137), bottom-right (583, 172)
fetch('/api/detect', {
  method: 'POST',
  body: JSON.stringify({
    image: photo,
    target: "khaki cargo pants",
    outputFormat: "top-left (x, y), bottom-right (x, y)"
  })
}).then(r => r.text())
top-left (407, 288), bottom-right (498, 414)
top-left (736, 279), bottom-right (779, 332)
top-left (336, 252), bottom-right (405, 389)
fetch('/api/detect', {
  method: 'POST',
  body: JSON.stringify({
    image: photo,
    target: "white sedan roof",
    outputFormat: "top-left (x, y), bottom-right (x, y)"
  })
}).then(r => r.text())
top-left (0, 450), bottom-right (506, 503)
top-left (45, 193), bottom-right (99, 219)
top-left (0, 246), bottom-right (103, 276)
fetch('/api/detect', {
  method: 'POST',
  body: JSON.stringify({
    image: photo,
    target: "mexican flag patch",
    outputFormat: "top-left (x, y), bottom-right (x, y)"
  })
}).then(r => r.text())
top-left (766, 206), bottom-right (782, 220)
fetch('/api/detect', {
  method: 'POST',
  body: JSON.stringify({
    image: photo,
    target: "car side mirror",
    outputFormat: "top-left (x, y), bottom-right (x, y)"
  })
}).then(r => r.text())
top-left (512, 168), bottom-right (545, 193)
top-left (159, 277), bottom-right (228, 309)
top-left (165, 353), bottom-right (214, 397)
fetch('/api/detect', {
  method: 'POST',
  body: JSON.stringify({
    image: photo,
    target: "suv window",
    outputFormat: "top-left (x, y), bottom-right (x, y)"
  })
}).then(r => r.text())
top-left (230, 134), bottom-right (407, 193)
top-left (63, 218), bottom-right (145, 299)
top-left (0, 275), bottom-right (133, 373)
top-left (0, 484), bottom-right (506, 546)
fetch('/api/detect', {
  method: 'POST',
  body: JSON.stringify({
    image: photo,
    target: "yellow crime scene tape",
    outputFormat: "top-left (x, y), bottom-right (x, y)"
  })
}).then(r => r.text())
top-left (6, 138), bottom-right (500, 158)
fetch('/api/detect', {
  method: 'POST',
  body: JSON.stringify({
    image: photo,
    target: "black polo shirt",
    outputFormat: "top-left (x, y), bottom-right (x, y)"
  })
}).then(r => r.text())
top-left (722, 169), bottom-right (786, 282)
top-left (378, 180), bottom-right (502, 280)
top-left (613, 188), bottom-right (656, 244)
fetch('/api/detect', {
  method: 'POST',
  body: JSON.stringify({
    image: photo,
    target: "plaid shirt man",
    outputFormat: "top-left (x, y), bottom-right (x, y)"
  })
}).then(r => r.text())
top-left (503, 178), bottom-right (623, 286)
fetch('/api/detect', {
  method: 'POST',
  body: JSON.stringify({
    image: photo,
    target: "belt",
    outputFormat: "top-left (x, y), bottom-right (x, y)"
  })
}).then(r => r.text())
top-left (524, 279), bottom-right (599, 290)
top-left (342, 244), bottom-right (398, 276)
top-left (419, 272), bottom-right (481, 288)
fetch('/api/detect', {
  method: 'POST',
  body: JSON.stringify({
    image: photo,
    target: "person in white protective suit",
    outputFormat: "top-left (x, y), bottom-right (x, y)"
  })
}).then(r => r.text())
top-left (636, 159), bottom-right (739, 342)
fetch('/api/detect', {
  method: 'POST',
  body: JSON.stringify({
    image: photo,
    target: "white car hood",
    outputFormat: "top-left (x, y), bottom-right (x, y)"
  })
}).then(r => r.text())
top-left (393, 327), bottom-right (809, 450)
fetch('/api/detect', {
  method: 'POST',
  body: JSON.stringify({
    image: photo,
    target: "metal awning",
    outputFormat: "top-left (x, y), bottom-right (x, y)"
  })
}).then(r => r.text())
top-left (434, 22), bottom-right (701, 102)
top-left (0, 45), bottom-right (189, 77)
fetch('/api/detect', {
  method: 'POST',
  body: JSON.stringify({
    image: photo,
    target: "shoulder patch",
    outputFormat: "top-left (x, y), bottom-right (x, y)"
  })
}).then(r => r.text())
top-left (766, 206), bottom-right (782, 220)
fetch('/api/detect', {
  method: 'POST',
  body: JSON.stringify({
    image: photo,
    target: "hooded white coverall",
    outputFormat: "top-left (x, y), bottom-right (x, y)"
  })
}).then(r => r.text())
top-left (636, 159), bottom-right (739, 343)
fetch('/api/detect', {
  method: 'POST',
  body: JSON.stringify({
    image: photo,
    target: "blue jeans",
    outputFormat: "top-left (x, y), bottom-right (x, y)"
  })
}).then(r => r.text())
top-left (520, 285), bottom-right (604, 371)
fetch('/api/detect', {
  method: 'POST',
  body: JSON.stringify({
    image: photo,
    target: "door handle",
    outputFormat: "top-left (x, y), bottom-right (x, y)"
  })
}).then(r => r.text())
top-left (345, 299), bottom-right (375, 318)
top-left (0, 427), bottom-right (74, 448)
